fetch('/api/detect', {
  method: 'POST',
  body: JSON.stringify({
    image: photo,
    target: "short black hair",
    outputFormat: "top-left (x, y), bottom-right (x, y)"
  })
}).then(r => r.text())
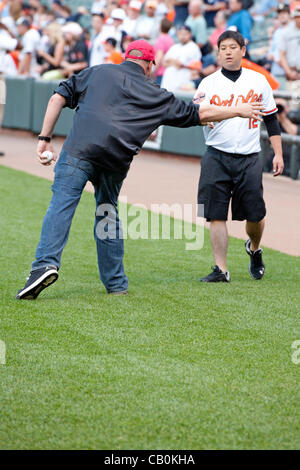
top-left (277, 3), bottom-right (290, 14)
top-left (106, 37), bottom-right (117, 48)
top-left (217, 30), bottom-right (245, 48)
top-left (92, 12), bottom-right (105, 19)
top-left (177, 24), bottom-right (192, 33)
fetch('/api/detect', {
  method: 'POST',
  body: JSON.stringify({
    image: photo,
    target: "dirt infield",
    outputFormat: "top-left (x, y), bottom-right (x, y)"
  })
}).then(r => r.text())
top-left (1, 128), bottom-right (299, 256)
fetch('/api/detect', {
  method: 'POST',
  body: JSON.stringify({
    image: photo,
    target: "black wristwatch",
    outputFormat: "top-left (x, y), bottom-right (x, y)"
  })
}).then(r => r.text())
top-left (38, 135), bottom-right (51, 142)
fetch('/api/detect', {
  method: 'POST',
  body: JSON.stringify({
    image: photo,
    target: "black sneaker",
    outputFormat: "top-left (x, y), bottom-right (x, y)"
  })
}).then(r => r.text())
top-left (200, 265), bottom-right (231, 282)
top-left (245, 239), bottom-right (265, 280)
top-left (16, 266), bottom-right (58, 300)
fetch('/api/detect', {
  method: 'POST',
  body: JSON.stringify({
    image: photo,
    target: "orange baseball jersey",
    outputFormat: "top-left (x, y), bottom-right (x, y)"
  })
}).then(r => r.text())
top-left (194, 68), bottom-right (278, 154)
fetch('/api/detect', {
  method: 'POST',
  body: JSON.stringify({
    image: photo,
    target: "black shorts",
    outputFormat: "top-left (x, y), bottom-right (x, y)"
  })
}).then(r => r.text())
top-left (197, 146), bottom-right (266, 222)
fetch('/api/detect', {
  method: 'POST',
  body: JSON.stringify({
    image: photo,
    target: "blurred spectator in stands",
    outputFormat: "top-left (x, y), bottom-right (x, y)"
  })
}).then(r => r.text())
top-left (102, 8), bottom-right (126, 49)
top-left (251, 0), bottom-right (279, 22)
top-left (105, 1), bottom-right (121, 20)
top-left (227, 0), bottom-right (253, 42)
top-left (36, 22), bottom-right (65, 79)
top-left (35, 4), bottom-right (52, 31)
top-left (279, 4), bottom-right (300, 108)
top-left (121, 33), bottom-right (134, 51)
top-left (152, 17), bottom-right (174, 85)
top-left (173, 0), bottom-right (189, 28)
top-left (135, 0), bottom-right (160, 43)
top-left (51, 2), bottom-right (89, 25)
top-left (41, 7), bottom-right (57, 26)
top-left (1, 0), bottom-right (22, 36)
top-left (161, 24), bottom-right (201, 91)
top-left (185, 0), bottom-right (208, 49)
top-left (91, 1), bottom-right (106, 15)
top-left (51, 0), bottom-right (66, 22)
top-left (163, 1), bottom-right (176, 24)
top-left (268, 3), bottom-right (290, 81)
top-left (209, 9), bottom-right (227, 48)
top-left (59, 4), bottom-right (73, 23)
top-left (89, 11), bottom-right (106, 66)
top-left (104, 37), bottom-right (123, 63)
top-left (120, 0), bottom-right (130, 14)
top-left (68, 5), bottom-right (90, 24)
top-left (276, 99), bottom-right (300, 135)
top-left (186, 0), bottom-right (216, 69)
top-left (82, 27), bottom-right (91, 48)
top-left (0, 21), bottom-right (18, 156)
top-left (23, 3), bottom-right (39, 28)
top-left (156, 0), bottom-right (169, 20)
top-left (17, 16), bottom-right (41, 76)
top-left (60, 22), bottom-right (88, 77)
top-left (203, 0), bottom-right (227, 29)
top-left (242, 0), bottom-right (255, 9)
top-left (123, 0), bottom-right (141, 37)
top-left (0, 0), bottom-right (10, 19)
top-left (290, 0), bottom-right (300, 10)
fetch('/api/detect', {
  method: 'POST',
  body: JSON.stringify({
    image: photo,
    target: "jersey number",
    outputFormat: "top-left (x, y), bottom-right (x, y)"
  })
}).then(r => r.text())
top-left (249, 118), bottom-right (258, 129)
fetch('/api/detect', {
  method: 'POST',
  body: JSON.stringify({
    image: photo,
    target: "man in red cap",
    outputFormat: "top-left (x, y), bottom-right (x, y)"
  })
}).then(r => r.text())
top-left (16, 40), bottom-right (264, 300)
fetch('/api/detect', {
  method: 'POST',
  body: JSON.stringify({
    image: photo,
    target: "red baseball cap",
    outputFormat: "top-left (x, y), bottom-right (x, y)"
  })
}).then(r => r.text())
top-left (125, 40), bottom-right (156, 63)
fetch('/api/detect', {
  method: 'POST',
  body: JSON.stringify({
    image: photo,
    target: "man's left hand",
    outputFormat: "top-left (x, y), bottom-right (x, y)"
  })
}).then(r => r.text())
top-left (272, 154), bottom-right (284, 176)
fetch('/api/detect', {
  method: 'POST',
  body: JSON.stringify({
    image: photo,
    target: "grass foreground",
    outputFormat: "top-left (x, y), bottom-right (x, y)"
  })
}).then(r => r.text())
top-left (0, 165), bottom-right (300, 450)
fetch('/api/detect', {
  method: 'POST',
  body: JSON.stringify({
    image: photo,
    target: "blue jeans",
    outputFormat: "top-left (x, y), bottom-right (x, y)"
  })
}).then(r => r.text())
top-left (32, 151), bottom-right (128, 293)
top-left (174, 5), bottom-right (188, 27)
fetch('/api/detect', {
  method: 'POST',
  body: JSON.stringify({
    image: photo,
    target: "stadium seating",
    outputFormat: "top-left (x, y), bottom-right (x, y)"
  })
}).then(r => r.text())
top-left (3, 77), bottom-right (34, 130)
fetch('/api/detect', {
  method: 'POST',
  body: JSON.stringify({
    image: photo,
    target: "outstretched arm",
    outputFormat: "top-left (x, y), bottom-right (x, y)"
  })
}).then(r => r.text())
top-left (37, 93), bottom-right (66, 165)
top-left (161, 93), bottom-right (265, 128)
top-left (198, 102), bottom-right (265, 123)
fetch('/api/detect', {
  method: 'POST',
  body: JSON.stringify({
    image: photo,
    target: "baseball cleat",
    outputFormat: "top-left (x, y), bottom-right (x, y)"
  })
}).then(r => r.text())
top-left (200, 265), bottom-right (231, 282)
top-left (16, 266), bottom-right (58, 300)
top-left (245, 239), bottom-right (265, 280)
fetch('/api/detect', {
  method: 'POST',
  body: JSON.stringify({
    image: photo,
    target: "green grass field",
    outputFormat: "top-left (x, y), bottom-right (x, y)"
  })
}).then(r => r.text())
top-left (1, 165), bottom-right (300, 450)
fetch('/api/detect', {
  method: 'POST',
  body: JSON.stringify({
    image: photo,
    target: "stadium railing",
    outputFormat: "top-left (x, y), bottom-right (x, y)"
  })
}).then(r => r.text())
top-left (260, 130), bottom-right (300, 180)
top-left (260, 90), bottom-right (300, 180)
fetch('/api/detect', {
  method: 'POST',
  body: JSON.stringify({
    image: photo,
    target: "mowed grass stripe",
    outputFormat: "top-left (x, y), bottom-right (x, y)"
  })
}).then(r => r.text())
top-left (0, 165), bottom-right (300, 449)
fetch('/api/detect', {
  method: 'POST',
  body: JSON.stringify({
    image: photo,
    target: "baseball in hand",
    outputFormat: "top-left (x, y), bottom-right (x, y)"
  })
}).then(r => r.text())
top-left (41, 151), bottom-right (54, 163)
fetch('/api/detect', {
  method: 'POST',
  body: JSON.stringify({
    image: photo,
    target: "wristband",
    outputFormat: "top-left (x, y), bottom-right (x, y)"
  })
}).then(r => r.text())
top-left (38, 135), bottom-right (51, 142)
